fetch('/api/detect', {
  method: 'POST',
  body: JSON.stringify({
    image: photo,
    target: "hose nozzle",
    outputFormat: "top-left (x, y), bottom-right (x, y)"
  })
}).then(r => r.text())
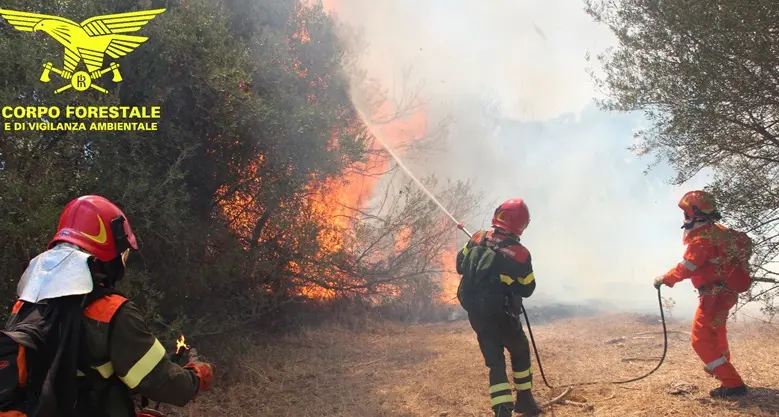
top-left (455, 223), bottom-right (472, 238)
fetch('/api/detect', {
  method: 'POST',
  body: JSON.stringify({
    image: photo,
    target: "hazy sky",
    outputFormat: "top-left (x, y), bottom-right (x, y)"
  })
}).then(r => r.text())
top-left (324, 0), bottom-right (751, 318)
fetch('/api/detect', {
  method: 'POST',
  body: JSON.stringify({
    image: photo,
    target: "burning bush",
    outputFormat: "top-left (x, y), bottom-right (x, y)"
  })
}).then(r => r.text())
top-left (0, 0), bottom-right (478, 347)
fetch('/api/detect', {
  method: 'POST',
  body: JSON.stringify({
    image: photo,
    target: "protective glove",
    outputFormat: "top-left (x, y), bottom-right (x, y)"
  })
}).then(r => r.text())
top-left (653, 276), bottom-right (665, 290)
top-left (184, 361), bottom-right (215, 392)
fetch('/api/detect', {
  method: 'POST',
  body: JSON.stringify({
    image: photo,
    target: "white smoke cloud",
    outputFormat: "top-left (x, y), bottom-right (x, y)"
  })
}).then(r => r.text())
top-left (331, 0), bottom-right (614, 121)
top-left (329, 0), bottom-right (730, 318)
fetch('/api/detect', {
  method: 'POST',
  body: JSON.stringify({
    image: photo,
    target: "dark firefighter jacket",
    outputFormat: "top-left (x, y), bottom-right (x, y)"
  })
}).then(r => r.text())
top-left (7, 291), bottom-right (200, 417)
top-left (456, 230), bottom-right (536, 302)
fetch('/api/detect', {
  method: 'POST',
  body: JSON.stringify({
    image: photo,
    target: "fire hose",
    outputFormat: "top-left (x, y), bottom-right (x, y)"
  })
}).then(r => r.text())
top-left (524, 277), bottom-right (779, 389)
top-left (455, 223), bottom-right (669, 388)
top-left (521, 290), bottom-right (667, 388)
top-left (371, 139), bottom-right (771, 388)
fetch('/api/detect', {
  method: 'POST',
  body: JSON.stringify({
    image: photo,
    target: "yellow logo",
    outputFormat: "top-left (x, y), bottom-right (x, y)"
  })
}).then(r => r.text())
top-left (80, 215), bottom-right (108, 244)
top-left (0, 8), bottom-right (165, 94)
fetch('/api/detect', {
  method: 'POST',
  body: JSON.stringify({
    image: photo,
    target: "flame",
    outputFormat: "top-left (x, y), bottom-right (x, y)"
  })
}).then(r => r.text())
top-left (288, 104), bottom-right (427, 300)
top-left (176, 334), bottom-right (189, 355)
top-left (293, 3), bottom-right (312, 44)
top-left (213, 2), bottom-right (438, 303)
top-left (437, 246), bottom-right (461, 305)
top-left (299, 285), bottom-right (338, 300)
top-left (394, 226), bottom-right (412, 251)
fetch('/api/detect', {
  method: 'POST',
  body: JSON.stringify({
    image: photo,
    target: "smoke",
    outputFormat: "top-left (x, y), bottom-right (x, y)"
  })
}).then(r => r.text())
top-left (326, 0), bottom-right (718, 318)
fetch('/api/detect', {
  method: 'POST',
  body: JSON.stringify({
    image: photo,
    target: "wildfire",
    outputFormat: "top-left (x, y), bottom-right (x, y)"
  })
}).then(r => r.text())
top-left (306, 175), bottom-right (373, 255)
top-left (213, 1), bottom-right (444, 303)
top-left (288, 102), bottom-right (429, 300)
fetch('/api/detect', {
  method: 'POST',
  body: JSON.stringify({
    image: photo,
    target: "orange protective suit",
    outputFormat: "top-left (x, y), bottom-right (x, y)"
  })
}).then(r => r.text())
top-left (662, 223), bottom-right (749, 388)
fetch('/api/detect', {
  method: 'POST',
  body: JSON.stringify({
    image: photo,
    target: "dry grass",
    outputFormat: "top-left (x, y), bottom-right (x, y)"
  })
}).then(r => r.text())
top-left (168, 314), bottom-right (779, 417)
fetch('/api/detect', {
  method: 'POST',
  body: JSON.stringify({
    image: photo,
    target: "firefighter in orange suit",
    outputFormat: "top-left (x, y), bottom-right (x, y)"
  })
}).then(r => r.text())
top-left (7, 195), bottom-right (216, 416)
top-left (654, 190), bottom-right (752, 398)
top-left (456, 199), bottom-right (543, 417)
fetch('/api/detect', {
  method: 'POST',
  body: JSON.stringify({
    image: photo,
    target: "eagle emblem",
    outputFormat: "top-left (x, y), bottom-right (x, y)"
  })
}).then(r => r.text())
top-left (0, 8), bottom-right (165, 94)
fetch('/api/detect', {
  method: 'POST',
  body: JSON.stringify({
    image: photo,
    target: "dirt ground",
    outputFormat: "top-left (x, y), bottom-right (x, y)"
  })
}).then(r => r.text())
top-left (171, 314), bottom-right (779, 417)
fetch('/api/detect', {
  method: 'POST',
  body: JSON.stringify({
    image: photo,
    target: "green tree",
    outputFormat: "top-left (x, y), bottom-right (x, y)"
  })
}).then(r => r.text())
top-left (586, 0), bottom-right (779, 311)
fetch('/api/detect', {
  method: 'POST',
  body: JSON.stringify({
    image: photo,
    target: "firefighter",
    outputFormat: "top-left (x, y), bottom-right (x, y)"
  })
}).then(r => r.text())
top-left (456, 198), bottom-right (542, 417)
top-left (7, 195), bottom-right (215, 416)
top-left (653, 190), bottom-right (752, 398)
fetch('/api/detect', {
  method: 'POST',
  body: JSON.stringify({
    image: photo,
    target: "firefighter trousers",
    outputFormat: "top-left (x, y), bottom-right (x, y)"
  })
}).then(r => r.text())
top-left (692, 290), bottom-right (743, 387)
top-left (468, 311), bottom-right (533, 411)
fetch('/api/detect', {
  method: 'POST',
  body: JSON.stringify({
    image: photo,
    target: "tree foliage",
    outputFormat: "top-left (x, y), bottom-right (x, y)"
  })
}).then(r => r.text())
top-left (0, 0), bottom-right (474, 344)
top-left (586, 0), bottom-right (779, 313)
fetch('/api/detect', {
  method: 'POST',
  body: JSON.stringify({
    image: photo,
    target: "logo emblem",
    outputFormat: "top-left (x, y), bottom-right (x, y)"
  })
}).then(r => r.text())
top-left (80, 215), bottom-right (108, 244)
top-left (0, 8), bottom-right (165, 94)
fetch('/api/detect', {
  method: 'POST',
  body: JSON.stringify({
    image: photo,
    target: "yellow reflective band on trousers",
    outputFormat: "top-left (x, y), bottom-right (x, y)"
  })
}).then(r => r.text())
top-left (500, 274), bottom-right (514, 285)
top-left (491, 394), bottom-right (514, 406)
top-left (513, 368), bottom-right (532, 391)
top-left (513, 369), bottom-right (531, 379)
top-left (93, 362), bottom-right (114, 378)
top-left (489, 382), bottom-right (514, 406)
top-left (489, 382), bottom-right (512, 394)
top-left (119, 338), bottom-right (166, 389)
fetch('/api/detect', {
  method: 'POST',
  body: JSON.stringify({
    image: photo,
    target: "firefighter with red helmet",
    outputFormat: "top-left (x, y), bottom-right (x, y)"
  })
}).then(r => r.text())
top-left (6, 195), bottom-right (215, 416)
top-left (456, 198), bottom-right (542, 417)
top-left (654, 190), bottom-right (752, 398)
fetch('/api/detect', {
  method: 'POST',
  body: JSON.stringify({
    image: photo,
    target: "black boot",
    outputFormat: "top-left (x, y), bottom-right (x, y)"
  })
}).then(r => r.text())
top-left (493, 404), bottom-right (513, 417)
top-left (514, 390), bottom-right (543, 416)
top-left (710, 385), bottom-right (748, 398)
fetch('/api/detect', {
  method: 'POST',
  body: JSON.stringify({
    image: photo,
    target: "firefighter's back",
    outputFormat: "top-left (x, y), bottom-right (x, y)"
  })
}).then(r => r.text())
top-left (77, 291), bottom-right (141, 417)
top-left (77, 291), bottom-right (202, 417)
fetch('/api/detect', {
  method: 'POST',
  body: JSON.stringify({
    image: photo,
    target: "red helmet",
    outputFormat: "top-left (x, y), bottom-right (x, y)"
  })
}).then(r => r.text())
top-left (678, 190), bottom-right (721, 228)
top-left (491, 198), bottom-right (530, 237)
top-left (49, 195), bottom-right (138, 262)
